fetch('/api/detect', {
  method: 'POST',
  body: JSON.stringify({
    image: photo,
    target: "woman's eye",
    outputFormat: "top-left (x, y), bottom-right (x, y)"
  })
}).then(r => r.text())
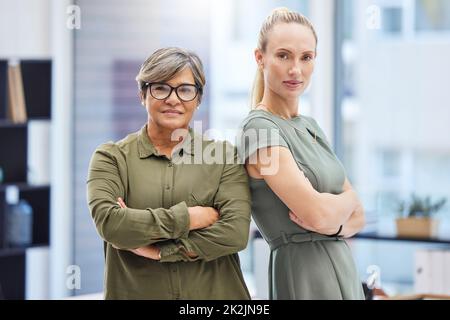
top-left (179, 87), bottom-right (192, 93)
top-left (303, 55), bottom-right (313, 61)
top-left (278, 53), bottom-right (288, 60)
top-left (154, 85), bottom-right (168, 91)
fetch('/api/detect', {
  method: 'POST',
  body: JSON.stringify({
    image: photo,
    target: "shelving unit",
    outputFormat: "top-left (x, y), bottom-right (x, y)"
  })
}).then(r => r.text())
top-left (354, 231), bottom-right (450, 244)
top-left (353, 230), bottom-right (450, 297)
top-left (0, 59), bottom-right (51, 300)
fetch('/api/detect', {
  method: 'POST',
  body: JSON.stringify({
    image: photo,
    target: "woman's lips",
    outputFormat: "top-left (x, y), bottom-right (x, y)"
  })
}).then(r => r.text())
top-left (283, 80), bottom-right (303, 89)
top-left (162, 109), bottom-right (183, 116)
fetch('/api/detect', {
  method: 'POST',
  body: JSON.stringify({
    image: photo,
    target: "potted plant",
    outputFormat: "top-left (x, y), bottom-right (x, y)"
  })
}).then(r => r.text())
top-left (396, 194), bottom-right (447, 238)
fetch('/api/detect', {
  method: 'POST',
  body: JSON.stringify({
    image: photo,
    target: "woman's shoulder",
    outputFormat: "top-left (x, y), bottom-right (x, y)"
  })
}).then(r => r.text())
top-left (300, 114), bottom-right (319, 127)
top-left (94, 128), bottom-right (141, 156)
top-left (240, 109), bottom-right (282, 131)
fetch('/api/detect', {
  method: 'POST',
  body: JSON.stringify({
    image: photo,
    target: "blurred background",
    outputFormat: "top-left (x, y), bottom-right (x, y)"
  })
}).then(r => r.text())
top-left (0, 0), bottom-right (449, 300)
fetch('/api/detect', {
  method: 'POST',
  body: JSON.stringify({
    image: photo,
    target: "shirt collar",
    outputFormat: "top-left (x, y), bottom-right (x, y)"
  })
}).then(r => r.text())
top-left (137, 124), bottom-right (196, 159)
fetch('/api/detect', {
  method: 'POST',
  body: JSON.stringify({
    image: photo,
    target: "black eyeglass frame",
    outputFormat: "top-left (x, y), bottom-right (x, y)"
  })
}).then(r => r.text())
top-left (143, 82), bottom-right (202, 102)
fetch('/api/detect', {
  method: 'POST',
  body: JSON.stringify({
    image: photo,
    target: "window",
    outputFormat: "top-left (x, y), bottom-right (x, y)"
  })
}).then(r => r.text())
top-left (367, 0), bottom-right (450, 38)
top-left (415, 0), bottom-right (450, 32)
top-left (336, 0), bottom-right (450, 294)
top-left (380, 149), bottom-right (400, 177)
top-left (382, 7), bottom-right (403, 34)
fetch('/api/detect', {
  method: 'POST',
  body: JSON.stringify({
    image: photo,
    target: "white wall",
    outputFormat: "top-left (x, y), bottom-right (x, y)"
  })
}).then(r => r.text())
top-left (352, 0), bottom-right (450, 199)
top-left (0, 0), bottom-right (52, 300)
top-left (0, 0), bottom-right (75, 299)
top-left (0, 0), bottom-right (50, 58)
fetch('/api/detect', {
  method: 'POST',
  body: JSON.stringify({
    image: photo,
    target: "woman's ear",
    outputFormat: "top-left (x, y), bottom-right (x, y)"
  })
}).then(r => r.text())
top-left (254, 48), bottom-right (264, 68)
top-left (139, 92), bottom-right (145, 106)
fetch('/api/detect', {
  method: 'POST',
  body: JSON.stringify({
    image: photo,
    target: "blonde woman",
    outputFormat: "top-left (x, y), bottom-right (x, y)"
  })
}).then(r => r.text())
top-left (87, 47), bottom-right (251, 299)
top-left (239, 8), bottom-right (366, 299)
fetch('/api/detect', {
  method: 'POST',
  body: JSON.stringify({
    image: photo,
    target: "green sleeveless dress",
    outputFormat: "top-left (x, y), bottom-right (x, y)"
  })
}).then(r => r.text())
top-left (239, 109), bottom-right (365, 300)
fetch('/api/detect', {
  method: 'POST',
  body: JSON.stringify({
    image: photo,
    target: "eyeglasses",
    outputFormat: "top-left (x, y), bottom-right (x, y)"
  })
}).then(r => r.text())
top-left (144, 82), bottom-right (201, 102)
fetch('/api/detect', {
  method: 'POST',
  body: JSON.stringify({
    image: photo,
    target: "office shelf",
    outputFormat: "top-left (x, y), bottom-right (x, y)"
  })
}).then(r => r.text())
top-left (353, 232), bottom-right (450, 244)
top-left (0, 59), bottom-right (52, 300)
top-left (253, 229), bottom-right (450, 244)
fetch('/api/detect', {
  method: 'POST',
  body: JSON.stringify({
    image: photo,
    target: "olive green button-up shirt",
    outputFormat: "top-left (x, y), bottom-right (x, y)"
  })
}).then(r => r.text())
top-left (87, 125), bottom-right (251, 299)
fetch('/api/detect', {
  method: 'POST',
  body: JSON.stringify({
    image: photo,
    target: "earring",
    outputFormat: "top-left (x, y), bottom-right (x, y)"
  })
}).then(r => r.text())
top-left (196, 106), bottom-right (200, 110)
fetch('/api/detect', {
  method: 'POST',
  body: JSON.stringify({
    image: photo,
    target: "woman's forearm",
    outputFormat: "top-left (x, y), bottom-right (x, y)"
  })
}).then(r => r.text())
top-left (254, 148), bottom-right (360, 231)
top-left (313, 189), bottom-right (359, 230)
top-left (296, 202), bottom-right (365, 237)
top-left (339, 178), bottom-right (365, 237)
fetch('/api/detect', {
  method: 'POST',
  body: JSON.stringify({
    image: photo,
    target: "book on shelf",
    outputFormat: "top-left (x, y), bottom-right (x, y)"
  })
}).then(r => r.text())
top-left (0, 60), bottom-right (7, 119)
top-left (445, 251), bottom-right (450, 296)
top-left (1, 59), bottom-right (51, 123)
top-left (7, 63), bottom-right (27, 123)
top-left (414, 249), bottom-right (432, 294)
top-left (20, 60), bottom-right (51, 119)
top-left (414, 249), bottom-right (450, 296)
top-left (27, 120), bottom-right (50, 185)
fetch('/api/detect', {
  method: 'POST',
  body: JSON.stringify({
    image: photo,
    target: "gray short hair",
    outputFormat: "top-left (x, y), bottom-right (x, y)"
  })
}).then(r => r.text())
top-left (136, 47), bottom-right (206, 103)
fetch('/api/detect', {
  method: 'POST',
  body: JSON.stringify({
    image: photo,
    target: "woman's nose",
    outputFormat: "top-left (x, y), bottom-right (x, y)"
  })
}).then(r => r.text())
top-left (289, 61), bottom-right (302, 76)
top-left (165, 89), bottom-right (181, 105)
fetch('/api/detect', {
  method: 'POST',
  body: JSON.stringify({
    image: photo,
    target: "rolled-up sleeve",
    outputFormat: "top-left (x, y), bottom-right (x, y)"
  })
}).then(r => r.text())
top-left (86, 144), bottom-right (190, 249)
top-left (157, 146), bottom-right (251, 262)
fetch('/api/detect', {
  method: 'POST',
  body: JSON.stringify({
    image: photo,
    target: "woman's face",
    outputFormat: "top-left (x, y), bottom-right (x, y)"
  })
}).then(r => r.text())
top-left (256, 22), bottom-right (316, 101)
top-left (142, 67), bottom-right (199, 131)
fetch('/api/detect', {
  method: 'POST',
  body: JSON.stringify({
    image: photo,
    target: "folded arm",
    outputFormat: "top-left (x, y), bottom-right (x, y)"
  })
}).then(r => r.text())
top-left (248, 146), bottom-right (359, 231)
top-left (289, 178), bottom-right (366, 237)
top-left (338, 178), bottom-right (366, 238)
top-left (157, 150), bottom-right (251, 262)
top-left (87, 145), bottom-right (190, 249)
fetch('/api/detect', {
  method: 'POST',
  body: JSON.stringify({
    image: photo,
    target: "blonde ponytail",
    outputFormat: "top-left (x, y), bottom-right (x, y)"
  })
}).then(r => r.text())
top-left (251, 68), bottom-right (264, 108)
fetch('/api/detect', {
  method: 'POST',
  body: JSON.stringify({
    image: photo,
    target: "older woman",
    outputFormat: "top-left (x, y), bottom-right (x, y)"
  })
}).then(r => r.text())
top-left (239, 8), bottom-right (366, 299)
top-left (87, 47), bottom-right (251, 299)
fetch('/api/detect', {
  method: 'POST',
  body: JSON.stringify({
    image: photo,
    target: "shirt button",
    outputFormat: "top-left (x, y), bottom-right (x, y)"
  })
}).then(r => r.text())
top-left (168, 162), bottom-right (173, 167)
top-left (165, 185), bottom-right (171, 190)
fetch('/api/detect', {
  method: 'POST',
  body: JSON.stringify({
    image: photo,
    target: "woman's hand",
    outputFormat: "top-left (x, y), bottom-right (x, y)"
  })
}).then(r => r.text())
top-left (128, 246), bottom-right (161, 260)
top-left (117, 197), bottom-right (127, 209)
top-left (289, 205), bottom-right (365, 238)
top-left (303, 204), bottom-right (364, 238)
top-left (114, 197), bottom-right (161, 260)
top-left (339, 203), bottom-right (365, 238)
top-left (187, 206), bottom-right (219, 230)
top-left (289, 211), bottom-right (340, 235)
top-left (339, 178), bottom-right (366, 237)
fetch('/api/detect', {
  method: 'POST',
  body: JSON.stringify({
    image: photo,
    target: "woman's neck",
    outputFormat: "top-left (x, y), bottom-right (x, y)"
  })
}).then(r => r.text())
top-left (258, 91), bottom-right (299, 119)
top-left (147, 121), bottom-right (187, 152)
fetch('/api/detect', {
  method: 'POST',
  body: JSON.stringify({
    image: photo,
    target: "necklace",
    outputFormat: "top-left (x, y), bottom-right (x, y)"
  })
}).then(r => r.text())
top-left (255, 103), bottom-right (296, 120)
top-left (254, 103), bottom-right (317, 144)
